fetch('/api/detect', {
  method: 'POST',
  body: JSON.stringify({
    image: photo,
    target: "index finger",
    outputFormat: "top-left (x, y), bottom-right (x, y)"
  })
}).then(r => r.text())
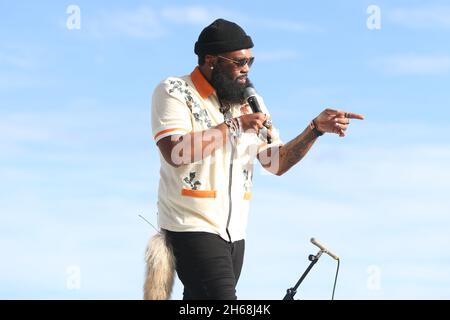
top-left (346, 112), bottom-right (365, 120)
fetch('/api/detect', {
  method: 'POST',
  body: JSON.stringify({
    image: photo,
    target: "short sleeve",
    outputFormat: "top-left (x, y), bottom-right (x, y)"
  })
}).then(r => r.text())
top-left (151, 78), bottom-right (193, 143)
top-left (255, 94), bottom-right (283, 153)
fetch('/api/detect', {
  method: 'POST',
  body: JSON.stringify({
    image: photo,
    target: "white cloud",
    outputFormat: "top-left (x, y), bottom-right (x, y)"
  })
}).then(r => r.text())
top-left (255, 17), bottom-right (321, 33)
top-left (88, 5), bottom-right (214, 39)
top-left (389, 6), bottom-right (450, 29)
top-left (159, 5), bottom-right (319, 32)
top-left (0, 53), bottom-right (34, 69)
top-left (374, 55), bottom-right (450, 75)
top-left (0, 119), bottom-right (51, 143)
top-left (87, 5), bottom-right (319, 40)
top-left (293, 143), bottom-right (450, 200)
top-left (0, 46), bottom-right (47, 89)
top-left (89, 7), bottom-right (166, 39)
top-left (255, 49), bottom-right (300, 62)
top-left (0, 44), bottom-right (44, 70)
top-left (0, 73), bottom-right (50, 90)
top-left (160, 6), bottom-right (216, 25)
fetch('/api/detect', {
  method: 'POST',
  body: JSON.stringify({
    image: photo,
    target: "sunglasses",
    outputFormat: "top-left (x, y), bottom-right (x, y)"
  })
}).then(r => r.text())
top-left (217, 55), bottom-right (255, 68)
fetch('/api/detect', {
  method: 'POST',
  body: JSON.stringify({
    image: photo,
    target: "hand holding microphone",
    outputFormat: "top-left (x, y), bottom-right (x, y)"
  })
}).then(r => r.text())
top-left (243, 86), bottom-right (272, 144)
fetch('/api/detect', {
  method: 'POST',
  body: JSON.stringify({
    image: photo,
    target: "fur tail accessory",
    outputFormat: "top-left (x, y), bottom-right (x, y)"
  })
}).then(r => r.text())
top-left (143, 230), bottom-right (176, 300)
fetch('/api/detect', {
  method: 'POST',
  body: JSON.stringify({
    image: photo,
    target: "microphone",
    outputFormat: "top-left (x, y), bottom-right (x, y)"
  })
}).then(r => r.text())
top-left (310, 237), bottom-right (339, 260)
top-left (243, 86), bottom-right (272, 144)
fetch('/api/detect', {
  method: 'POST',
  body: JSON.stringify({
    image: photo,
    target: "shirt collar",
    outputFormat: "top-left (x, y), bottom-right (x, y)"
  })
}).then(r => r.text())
top-left (190, 67), bottom-right (215, 99)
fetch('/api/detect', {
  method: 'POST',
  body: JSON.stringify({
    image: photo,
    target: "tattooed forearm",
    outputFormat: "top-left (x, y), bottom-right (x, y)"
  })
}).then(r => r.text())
top-left (277, 126), bottom-right (318, 175)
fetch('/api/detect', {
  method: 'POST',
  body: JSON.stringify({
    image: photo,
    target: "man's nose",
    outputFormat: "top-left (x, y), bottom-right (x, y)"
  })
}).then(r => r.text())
top-left (241, 63), bottom-right (250, 73)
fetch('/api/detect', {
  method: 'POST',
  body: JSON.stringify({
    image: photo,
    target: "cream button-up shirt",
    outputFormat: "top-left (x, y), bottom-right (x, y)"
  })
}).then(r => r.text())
top-left (151, 67), bottom-right (282, 242)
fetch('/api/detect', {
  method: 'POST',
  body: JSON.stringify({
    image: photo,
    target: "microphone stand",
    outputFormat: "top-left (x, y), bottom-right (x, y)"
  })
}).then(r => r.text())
top-left (283, 250), bottom-right (323, 300)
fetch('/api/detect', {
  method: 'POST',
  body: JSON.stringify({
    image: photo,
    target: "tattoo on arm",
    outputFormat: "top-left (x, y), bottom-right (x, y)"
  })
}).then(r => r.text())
top-left (278, 127), bottom-right (318, 175)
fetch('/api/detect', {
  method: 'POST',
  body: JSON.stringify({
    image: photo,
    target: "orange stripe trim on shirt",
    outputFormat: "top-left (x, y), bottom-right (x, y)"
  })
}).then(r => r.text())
top-left (190, 67), bottom-right (215, 99)
top-left (154, 128), bottom-right (188, 140)
top-left (181, 188), bottom-right (217, 198)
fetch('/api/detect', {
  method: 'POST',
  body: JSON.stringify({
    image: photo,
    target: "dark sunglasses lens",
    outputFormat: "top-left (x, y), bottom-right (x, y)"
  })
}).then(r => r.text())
top-left (237, 57), bottom-right (255, 67)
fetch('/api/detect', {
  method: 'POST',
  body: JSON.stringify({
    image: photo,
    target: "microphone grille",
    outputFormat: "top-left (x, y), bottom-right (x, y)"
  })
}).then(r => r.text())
top-left (243, 86), bottom-right (257, 100)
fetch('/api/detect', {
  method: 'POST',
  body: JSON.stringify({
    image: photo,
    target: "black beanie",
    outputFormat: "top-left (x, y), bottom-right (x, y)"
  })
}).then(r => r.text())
top-left (194, 19), bottom-right (254, 56)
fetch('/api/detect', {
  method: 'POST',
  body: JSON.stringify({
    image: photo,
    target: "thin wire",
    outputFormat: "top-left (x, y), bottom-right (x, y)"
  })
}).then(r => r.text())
top-left (138, 214), bottom-right (159, 233)
top-left (331, 259), bottom-right (340, 300)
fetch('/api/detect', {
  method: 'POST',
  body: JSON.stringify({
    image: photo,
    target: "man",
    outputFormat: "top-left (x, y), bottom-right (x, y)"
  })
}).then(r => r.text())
top-left (144, 18), bottom-right (364, 300)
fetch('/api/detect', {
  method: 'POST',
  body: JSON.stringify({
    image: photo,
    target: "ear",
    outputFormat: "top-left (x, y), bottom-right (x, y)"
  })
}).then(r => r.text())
top-left (204, 54), bottom-right (217, 67)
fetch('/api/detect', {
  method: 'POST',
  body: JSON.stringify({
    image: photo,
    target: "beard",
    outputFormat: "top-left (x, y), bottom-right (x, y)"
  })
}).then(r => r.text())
top-left (210, 63), bottom-right (251, 105)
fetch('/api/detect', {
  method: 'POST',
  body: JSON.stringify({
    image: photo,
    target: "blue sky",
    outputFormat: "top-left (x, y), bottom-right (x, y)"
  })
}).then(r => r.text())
top-left (1, 0), bottom-right (450, 299)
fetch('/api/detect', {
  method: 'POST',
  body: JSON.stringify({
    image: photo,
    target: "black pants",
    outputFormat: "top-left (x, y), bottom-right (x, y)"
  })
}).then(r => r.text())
top-left (165, 230), bottom-right (245, 300)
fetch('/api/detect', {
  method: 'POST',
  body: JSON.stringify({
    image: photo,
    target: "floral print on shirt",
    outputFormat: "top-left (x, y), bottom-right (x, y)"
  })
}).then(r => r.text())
top-left (183, 171), bottom-right (201, 190)
top-left (168, 80), bottom-right (212, 128)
